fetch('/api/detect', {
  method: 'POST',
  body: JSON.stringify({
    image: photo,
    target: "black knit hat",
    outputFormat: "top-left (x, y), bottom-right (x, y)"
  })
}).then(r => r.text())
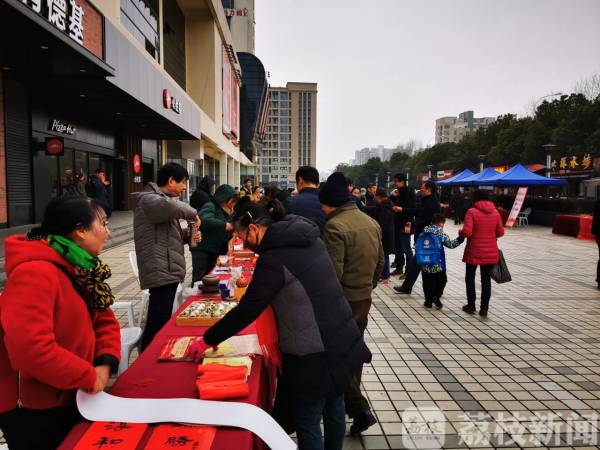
top-left (319, 172), bottom-right (352, 207)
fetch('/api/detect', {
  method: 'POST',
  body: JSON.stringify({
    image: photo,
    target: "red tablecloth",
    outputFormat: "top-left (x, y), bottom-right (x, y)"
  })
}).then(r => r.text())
top-left (59, 262), bottom-right (272, 450)
top-left (553, 214), bottom-right (586, 238)
top-left (577, 214), bottom-right (595, 241)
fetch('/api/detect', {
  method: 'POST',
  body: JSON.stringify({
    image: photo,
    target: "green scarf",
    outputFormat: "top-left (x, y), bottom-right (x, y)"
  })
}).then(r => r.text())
top-left (48, 235), bottom-right (115, 312)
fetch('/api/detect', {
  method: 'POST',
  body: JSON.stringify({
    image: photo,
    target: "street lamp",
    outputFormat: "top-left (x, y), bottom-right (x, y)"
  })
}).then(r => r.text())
top-left (386, 171), bottom-right (391, 189)
top-left (478, 154), bottom-right (486, 172)
top-left (403, 167), bottom-right (410, 186)
top-left (542, 144), bottom-right (557, 178)
top-left (427, 164), bottom-right (433, 179)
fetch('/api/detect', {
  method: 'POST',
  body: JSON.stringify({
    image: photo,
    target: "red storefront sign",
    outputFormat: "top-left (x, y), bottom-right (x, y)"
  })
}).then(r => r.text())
top-left (132, 154), bottom-right (141, 174)
top-left (45, 137), bottom-right (64, 155)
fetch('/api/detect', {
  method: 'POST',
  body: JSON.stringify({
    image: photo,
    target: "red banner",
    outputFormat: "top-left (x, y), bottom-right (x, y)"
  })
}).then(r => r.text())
top-left (506, 187), bottom-right (528, 228)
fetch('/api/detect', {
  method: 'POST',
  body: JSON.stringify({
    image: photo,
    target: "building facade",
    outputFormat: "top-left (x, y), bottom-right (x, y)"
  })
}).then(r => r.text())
top-left (257, 82), bottom-right (317, 189)
top-left (435, 110), bottom-right (496, 144)
top-left (352, 145), bottom-right (408, 166)
top-left (0, 0), bottom-right (261, 227)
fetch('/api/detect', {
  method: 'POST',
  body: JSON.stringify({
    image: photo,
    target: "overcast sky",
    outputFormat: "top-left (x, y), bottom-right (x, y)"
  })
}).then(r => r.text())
top-left (254, 0), bottom-right (600, 172)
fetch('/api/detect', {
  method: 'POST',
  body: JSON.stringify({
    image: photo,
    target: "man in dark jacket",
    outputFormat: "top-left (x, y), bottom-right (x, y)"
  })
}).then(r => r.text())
top-left (390, 174), bottom-right (416, 277)
top-left (191, 184), bottom-right (237, 284)
top-left (363, 183), bottom-right (377, 216)
top-left (393, 180), bottom-right (441, 295)
top-left (284, 166), bottom-right (326, 234)
top-left (372, 188), bottom-right (395, 280)
top-left (190, 176), bottom-right (213, 212)
top-left (320, 172), bottom-right (384, 435)
top-left (133, 163), bottom-right (199, 351)
top-left (449, 188), bottom-right (464, 225)
top-left (190, 203), bottom-right (371, 450)
top-left (593, 198), bottom-right (600, 289)
top-left (87, 169), bottom-right (110, 212)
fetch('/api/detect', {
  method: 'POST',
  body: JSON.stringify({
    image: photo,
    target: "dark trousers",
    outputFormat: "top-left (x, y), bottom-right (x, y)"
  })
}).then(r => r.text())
top-left (191, 251), bottom-right (218, 285)
top-left (422, 271), bottom-right (447, 303)
top-left (596, 237), bottom-right (600, 287)
top-left (400, 254), bottom-right (421, 292)
top-left (394, 232), bottom-right (413, 272)
top-left (141, 282), bottom-right (179, 351)
top-left (381, 254), bottom-right (390, 279)
top-left (293, 394), bottom-right (346, 450)
top-left (465, 264), bottom-right (494, 310)
top-left (345, 298), bottom-right (372, 418)
top-left (0, 405), bottom-right (81, 450)
top-left (453, 212), bottom-right (462, 225)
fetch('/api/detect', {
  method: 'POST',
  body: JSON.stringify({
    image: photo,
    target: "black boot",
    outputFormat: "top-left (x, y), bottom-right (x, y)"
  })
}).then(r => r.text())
top-left (350, 410), bottom-right (377, 435)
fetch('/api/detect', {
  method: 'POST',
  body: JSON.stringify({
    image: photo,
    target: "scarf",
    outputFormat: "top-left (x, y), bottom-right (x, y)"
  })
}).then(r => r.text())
top-left (47, 235), bottom-right (115, 312)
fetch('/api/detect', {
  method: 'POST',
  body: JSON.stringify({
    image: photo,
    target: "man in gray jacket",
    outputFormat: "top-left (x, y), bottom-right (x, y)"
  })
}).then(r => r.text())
top-left (133, 162), bottom-right (199, 351)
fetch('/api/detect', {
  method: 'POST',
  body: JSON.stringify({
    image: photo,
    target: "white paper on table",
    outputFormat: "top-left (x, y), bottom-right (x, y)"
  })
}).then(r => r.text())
top-left (77, 390), bottom-right (296, 450)
top-left (204, 334), bottom-right (263, 358)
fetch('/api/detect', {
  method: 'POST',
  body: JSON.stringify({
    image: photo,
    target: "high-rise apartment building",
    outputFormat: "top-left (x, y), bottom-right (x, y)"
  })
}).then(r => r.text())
top-left (352, 145), bottom-right (410, 166)
top-left (257, 82), bottom-right (317, 188)
top-left (435, 111), bottom-right (496, 144)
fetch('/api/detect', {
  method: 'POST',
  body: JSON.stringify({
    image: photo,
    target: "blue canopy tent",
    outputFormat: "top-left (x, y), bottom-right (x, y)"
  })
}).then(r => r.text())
top-left (437, 169), bottom-right (475, 186)
top-left (453, 167), bottom-right (501, 186)
top-left (479, 164), bottom-right (567, 186)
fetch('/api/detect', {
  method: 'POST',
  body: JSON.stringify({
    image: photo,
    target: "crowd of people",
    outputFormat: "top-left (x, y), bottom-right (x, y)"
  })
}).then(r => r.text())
top-left (0, 161), bottom-right (507, 450)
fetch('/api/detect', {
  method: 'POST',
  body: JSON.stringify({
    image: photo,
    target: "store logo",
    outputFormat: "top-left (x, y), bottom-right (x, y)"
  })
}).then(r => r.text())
top-left (45, 137), bottom-right (64, 156)
top-left (163, 89), bottom-right (182, 114)
top-left (133, 154), bottom-right (142, 174)
top-left (49, 119), bottom-right (77, 135)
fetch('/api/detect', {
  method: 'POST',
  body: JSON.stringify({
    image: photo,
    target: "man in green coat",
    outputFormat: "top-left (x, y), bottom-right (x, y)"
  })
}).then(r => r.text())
top-left (191, 184), bottom-right (237, 284)
top-left (320, 172), bottom-right (384, 436)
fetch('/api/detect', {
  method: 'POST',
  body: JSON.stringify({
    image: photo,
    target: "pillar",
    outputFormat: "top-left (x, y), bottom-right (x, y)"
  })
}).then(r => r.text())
top-left (227, 156), bottom-right (235, 186)
top-left (219, 152), bottom-right (228, 187)
top-left (234, 161), bottom-right (241, 188)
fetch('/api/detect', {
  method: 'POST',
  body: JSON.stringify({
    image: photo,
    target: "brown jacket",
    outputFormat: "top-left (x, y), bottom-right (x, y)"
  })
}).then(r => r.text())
top-left (324, 202), bottom-right (384, 302)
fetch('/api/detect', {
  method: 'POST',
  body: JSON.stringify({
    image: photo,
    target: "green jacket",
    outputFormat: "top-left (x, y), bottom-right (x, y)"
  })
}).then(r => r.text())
top-left (324, 202), bottom-right (385, 302)
top-left (195, 201), bottom-right (232, 255)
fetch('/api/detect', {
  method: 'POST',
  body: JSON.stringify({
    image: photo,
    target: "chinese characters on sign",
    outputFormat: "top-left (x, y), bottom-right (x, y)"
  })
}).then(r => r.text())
top-left (506, 187), bottom-right (528, 228)
top-left (223, 8), bottom-right (248, 16)
top-left (21, 0), bottom-right (85, 45)
top-left (552, 154), bottom-right (593, 171)
top-left (73, 421), bottom-right (147, 450)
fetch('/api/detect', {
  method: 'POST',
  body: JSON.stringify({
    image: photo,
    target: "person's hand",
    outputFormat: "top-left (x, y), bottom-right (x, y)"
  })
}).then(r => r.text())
top-left (194, 215), bottom-right (201, 227)
top-left (193, 230), bottom-right (202, 243)
top-left (186, 338), bottom-right (218, 363)
top-left (391, 189), bottom-right (399, 197)
top-left (89, 365), bottom-right (111, 394)
top-left (225, 223), bottom-right (234, 232)
top-left (392, 206), bottom-right (402, 213)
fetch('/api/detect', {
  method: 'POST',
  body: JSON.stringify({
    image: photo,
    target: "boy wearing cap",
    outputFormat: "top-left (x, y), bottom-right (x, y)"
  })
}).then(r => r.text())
top-left (320, 172), bottom-right (384, 435)
top-left (191, 184), bottom-right (238, 284)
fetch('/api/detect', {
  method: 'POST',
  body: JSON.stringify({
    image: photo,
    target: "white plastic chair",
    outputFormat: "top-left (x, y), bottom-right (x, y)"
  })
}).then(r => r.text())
top-left (129, 251), bottom-right (150, 327)
top-left (518, 208), bottom-right (531, 226)
top-left (111, 301), bottom-right (143, 375)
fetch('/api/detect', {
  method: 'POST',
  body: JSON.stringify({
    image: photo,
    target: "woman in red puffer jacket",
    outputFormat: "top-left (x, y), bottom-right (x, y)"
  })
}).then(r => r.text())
top-left (0, 196), bottom-right (121, 450)
top-left (459, 190), bottom-right (504, 317)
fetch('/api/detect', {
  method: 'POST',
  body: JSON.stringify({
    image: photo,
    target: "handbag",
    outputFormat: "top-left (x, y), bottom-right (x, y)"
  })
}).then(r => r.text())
top-left (491, 250), bottom-right (511, 284)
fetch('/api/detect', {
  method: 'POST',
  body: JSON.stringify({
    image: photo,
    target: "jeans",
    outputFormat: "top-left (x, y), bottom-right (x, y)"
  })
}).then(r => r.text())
top-left (422, 271), bottom-right (447, 303)
top-left (596, 237), bottom-right (600, 287)
top-left (345, 299), bottom-right (371, 418)
top-left (465, 264), bottom-right (494, 310)
top-left (191, 250), bottom-right (218, 285)
top-left (294, 394), bottom-right (346, 450)
top-left (141, 282), bottom-right (179, 351)
top-left (400, 254), bottom-right (421, 292)
top-left (394, 232), bottom-right (413, 272)
top-left (381, 254), bottom-right (390, 279)
top-left (0, 405), bottom-right (81, 450)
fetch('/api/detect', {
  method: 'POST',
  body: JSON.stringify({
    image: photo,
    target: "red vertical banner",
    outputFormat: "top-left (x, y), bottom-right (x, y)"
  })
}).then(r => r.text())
top-left (506, 187), bottom-right (528, 227)
top-left (231, 79), bottom-right (239, 139)
top-left (222, 47), bottom-right (232, 137)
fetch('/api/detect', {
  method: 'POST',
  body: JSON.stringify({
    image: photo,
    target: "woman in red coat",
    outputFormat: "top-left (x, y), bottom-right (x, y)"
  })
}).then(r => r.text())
top-left (459, 190), bottom-right (504, 317)
top-left (0, 196), bottom-right (121, 449)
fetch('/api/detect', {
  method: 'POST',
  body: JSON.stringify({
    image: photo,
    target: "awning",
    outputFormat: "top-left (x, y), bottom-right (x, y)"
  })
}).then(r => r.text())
top-left (481, 164), bottom-right (567, 186)
top-left (437, 169), bottom-right (474, 186)
top-left (454, 167), bottom-right (501, 186)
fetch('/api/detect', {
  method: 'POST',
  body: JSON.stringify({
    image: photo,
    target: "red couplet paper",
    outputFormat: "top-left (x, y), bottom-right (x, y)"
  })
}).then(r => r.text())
top-left (145, 424), bottom-right (217, 450)
top-left (196, 381), bottom-right (249, 400)
top-left (73, 421), bottom-right (147, 450)
top-left (197, 364), bottom-right (247, 378)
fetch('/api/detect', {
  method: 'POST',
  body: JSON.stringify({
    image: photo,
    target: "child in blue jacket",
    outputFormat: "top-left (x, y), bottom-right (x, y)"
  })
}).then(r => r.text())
top-left (418, 214), bottom-right (463, 308)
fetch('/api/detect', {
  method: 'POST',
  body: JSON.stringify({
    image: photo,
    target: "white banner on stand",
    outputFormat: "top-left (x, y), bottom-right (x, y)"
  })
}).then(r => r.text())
top-left (77, 391), bottom-right (296, 450)
top-left (506, 187), bottom-right (528, 227)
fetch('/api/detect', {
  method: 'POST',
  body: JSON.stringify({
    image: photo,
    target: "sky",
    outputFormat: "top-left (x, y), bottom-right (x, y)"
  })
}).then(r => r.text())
top-left (254, 0), bottom-right (600, 173)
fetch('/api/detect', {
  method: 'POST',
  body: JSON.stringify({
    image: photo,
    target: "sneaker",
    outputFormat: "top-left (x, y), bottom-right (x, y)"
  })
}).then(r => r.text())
top-left (397, 272), bottom-right (407, 280)
top-left (462, 305), bottom-right (476, 314)
top-left (479, 309), bottom-right (488, 317)
top-left (350, 410), bottom-right (377, 436)
top-left (434, 298), bottom-right (443, 308)
top-left (393, 286), bottom-right (411, 295)
top-left (424, 301), bottom-right (433, 308)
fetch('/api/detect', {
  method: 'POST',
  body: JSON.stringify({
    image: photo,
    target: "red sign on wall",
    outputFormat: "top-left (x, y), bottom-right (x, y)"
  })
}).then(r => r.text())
top-left (133, 154), bottom-right (142, 174)
top-left (45, 137), bottom-right (64, 155)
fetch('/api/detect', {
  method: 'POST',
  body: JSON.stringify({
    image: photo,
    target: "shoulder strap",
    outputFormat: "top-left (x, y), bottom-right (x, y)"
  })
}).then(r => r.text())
top-left (50, 262), bottom-right (94, 316)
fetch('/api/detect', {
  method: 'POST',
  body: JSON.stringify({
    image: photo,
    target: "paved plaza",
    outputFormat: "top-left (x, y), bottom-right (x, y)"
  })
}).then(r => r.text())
top-left (2, 223), bottom-right (597, 450)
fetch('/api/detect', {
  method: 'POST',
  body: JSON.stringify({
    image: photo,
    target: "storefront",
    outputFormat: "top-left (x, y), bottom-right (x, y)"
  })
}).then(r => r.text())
top-left (1, 0), bottom-right (201, 226)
